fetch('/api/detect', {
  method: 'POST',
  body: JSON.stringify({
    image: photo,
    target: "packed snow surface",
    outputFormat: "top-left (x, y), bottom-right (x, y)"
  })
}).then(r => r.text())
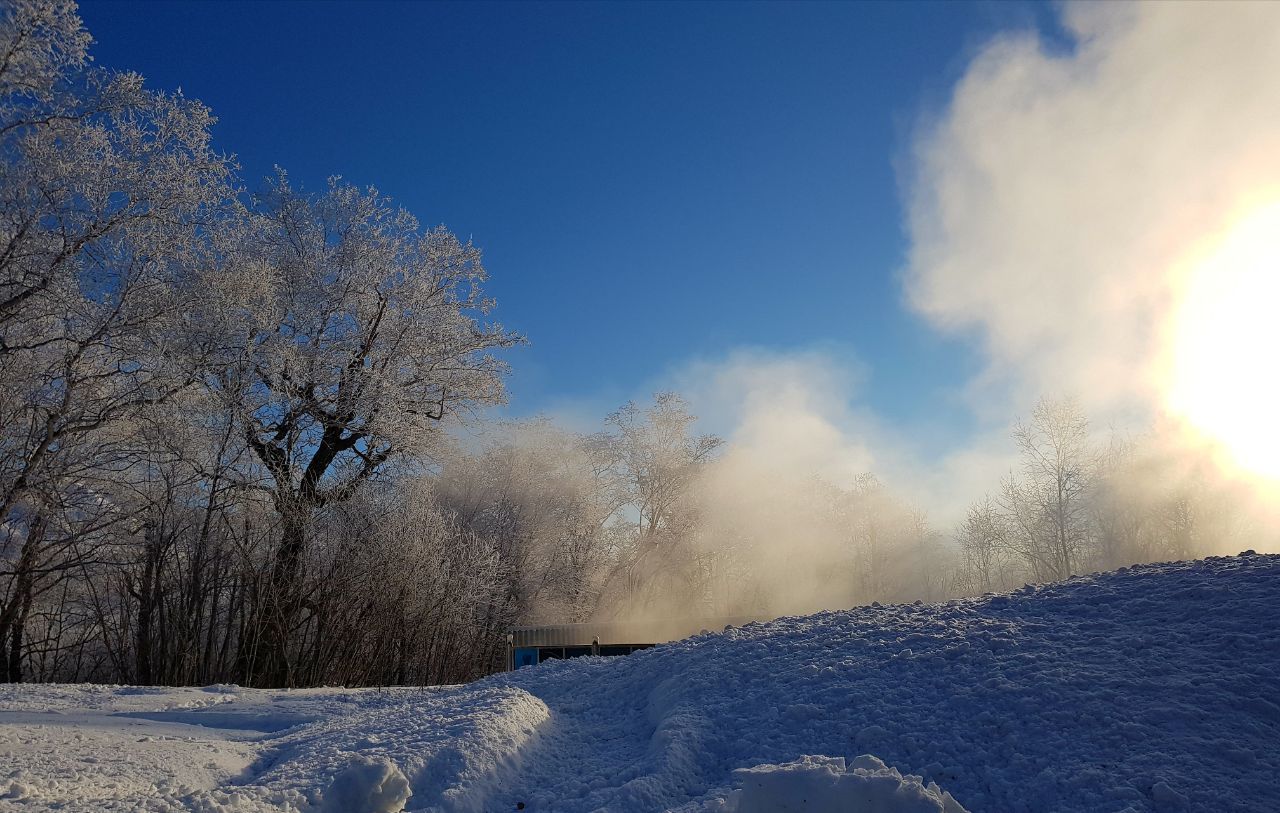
top-left (2, 553), bottom-right (1278, 812)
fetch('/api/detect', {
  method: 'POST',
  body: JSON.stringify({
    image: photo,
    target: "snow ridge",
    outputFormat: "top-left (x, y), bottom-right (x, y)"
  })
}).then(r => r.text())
top-left (467, 553), bottom-right (1280, 812)
top-left (1, 553), bottom-right (1277, 812)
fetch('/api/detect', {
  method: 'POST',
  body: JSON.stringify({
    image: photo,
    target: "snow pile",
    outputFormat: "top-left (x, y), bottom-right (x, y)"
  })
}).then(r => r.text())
top-left (0, 684), bottom-right (548, 812)
top-left (725, 754), bottom-right (968, 813)
top-left (188, 685), bottom-right (550, 812)
top-left (318, 756), bottom-right (410, 813)
top-left (2, 553), bottom-right (1279, 812)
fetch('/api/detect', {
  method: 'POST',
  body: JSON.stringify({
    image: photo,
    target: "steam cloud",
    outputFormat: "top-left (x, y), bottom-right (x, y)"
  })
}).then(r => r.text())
top-left (904, 1), bottom-right (1280, 422)
top-left (523, 3), bottom-right (1280, 627)
top-left (658, 2), bottom-right (1280, 569)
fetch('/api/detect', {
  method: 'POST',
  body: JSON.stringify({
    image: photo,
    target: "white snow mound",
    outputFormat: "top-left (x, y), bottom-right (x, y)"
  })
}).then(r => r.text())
top-left (320, 755), bottom-right (411, 813)
top-left (727, 755), bottom-right (968, 813)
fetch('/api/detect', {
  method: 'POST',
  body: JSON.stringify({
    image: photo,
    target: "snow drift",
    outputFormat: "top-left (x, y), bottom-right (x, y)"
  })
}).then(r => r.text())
top-left (725, 754), bottom-right (967, 813)
top-left (1, 553), bottom-right (1278, 812)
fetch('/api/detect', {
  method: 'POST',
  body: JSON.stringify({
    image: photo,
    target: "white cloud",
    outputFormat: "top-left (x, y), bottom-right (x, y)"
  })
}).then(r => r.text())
top-left (513, 4), bottom-right (1280, 532)
top-left (666, 347), bottom-right (1015, 523)
top-left (903, 1), bottom-right (1280, 422)
top-left (665, 3), bottom-right (1280, 525)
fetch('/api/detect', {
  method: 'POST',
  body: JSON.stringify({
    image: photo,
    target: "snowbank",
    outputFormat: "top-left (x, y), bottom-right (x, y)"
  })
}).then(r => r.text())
top-left (2, 553), bottom-right (1278, 812)
top-left (726, 754), bottom-right (968, 813)
top-left (319, 756), bottom-right (410, 813)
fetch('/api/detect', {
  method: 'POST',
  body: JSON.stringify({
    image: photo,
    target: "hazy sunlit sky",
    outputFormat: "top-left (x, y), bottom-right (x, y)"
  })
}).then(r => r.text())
top-left (81, 1), bottom-right (1062, 448)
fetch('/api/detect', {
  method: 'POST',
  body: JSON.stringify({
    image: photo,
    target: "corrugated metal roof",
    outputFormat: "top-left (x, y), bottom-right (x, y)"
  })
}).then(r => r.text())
top-left (508, 617), bottom-right (760, 648)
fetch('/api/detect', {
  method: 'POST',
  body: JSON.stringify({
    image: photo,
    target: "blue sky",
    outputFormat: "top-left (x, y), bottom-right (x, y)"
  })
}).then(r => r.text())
top-left (81, 1), bottom-right (1058, 448)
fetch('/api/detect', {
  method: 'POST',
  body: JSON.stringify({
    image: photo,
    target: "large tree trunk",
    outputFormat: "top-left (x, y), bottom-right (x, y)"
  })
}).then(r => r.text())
top-left (0, 513), bottom-right (44, 683)
top-left (5, 581), bottom-right (33, 683)
top-left (133, 525), bottom-right (164, 685)
top-left (254, 505), bottom-right (308, 687)
top-left (245, 426), bottom-right (346, 688)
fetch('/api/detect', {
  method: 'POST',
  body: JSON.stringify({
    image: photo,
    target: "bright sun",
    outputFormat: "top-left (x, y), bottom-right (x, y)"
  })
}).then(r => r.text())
top-left (1165, 201), bottom-right (1280, 482)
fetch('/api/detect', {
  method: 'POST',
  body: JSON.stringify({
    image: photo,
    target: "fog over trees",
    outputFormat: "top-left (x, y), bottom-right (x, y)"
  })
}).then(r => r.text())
top-left (0, 1), bottom-right (1255, 687)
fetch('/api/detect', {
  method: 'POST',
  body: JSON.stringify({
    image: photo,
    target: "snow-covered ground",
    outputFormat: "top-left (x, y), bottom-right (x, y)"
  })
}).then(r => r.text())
top-left (2, 553), bottom-right (1278, 812)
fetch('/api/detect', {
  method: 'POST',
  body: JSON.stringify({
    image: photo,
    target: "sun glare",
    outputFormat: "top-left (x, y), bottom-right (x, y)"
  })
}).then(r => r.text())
top-left (1166, 201), bottom-right (1280, 482)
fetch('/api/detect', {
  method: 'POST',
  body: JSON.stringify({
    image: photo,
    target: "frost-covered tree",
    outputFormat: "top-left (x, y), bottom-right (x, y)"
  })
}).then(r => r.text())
top-left (593, 393), bottom-right (722, 616)
top-left (219, 175), bottom-right (521, 685)
top-left (600, 393), bottom-right (722, 545)
top-left (435, 420), bottom-right (618, 625)
top-left (839, 474), bottom-right (947, 605)
top-left (1088, 432), bottom-right (1246, 571)
top-left (0, 0), bottom-right (232, 681)
top-left (295, 479), bottom-right (511, 686)
top-left (954, 496), bottom-right (1013, 594)
top-left (998, 398), bottom-right (1094, 582)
